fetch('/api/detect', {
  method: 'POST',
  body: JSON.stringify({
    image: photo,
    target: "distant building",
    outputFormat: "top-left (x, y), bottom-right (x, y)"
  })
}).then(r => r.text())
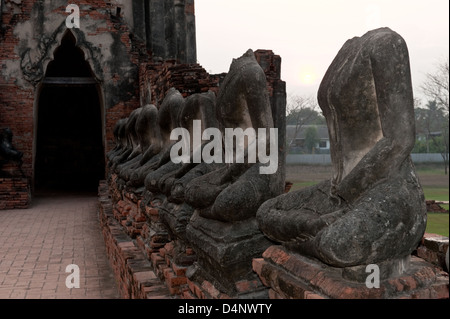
top-left (417, 131), bottom-right (443, 141)
top-left (286, 125), bottom-right (330, 154)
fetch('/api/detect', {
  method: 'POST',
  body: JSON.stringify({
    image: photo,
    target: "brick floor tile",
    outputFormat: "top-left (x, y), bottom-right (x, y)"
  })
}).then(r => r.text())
top-left (0, 194), bottom-right (121, 299)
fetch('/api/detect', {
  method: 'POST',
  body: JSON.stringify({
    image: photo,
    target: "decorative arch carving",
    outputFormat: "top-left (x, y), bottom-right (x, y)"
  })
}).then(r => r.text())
top-left (20, 25), bottom-right (103, 85)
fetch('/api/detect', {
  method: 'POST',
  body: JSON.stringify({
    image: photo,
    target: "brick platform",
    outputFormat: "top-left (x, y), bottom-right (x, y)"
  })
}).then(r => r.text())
top-left (100, 177), bottom-right (450, 299)
top-left (416, 233), bottom-right (449, 271)
top-left (98, 181), bottom-right (172, 299)
top-left (0, 177), bottom-right (31, 210)
top-left (253, 245), bottom-right (449, 299)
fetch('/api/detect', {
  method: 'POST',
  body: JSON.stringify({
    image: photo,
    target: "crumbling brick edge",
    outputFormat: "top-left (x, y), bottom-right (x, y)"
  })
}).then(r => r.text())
top-left (98, 180), bottom-right (173, 299)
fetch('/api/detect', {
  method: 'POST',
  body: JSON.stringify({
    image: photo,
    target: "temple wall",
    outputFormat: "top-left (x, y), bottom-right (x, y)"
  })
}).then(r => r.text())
top-left (0, 0), bottom-right (141, 184)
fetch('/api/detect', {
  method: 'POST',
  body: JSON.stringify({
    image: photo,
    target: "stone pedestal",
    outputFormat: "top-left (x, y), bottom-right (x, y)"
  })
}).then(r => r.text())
top-left (185, 211), bottom-right (271, 298)
top-left (159, 200), bottom-right (195, 242)
top-left (134, 191), bottom-right (170, 259)
top-left (0, 177), bottom-right (31, 210)
top-left (253, 245), bottom-right (449, 299)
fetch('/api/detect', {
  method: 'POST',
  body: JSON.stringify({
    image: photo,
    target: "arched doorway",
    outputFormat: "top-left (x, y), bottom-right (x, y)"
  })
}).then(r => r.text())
top-left (35, 31), bottom-right (105, 192)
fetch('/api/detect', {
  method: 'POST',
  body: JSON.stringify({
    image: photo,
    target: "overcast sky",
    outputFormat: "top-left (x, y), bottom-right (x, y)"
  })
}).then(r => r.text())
top-left (195, 0), bottom-right (449, 104)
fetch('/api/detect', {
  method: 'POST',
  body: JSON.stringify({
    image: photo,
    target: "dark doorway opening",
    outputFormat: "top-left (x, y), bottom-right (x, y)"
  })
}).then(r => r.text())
top-left (35, 31), bottom-right (105, 192)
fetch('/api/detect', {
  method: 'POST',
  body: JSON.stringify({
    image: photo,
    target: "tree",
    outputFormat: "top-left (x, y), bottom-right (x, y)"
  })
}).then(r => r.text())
top-left (420, 58), bottom-right (449, 174)
top-left (414, 100), bottom-right (449, 174)
top-left (304, 126), bottom-right (319, 153)
top-left (437, 113), bottom-right (449, 175)
top-left (421, 58), bottom-right (449, 114)
top-left (286, 95), bottom-right (324, 149)
top-left (415, 101), bottom-right (447, 152)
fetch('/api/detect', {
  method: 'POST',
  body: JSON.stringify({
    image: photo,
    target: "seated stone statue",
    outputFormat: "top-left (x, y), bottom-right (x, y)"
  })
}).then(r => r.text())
top-left (0, 128), bottom-right (23, 176)
top-left (257, 28), bottom-right (427, 268)
top-left (117, 104), bottom-right (161, 184)
top-left (146, 90), bottom-right (218, 198)
top-left (107, 118), bottom-right (128, 164)
top-left (149, 91), bottom-right (218, 240)
top-left (183, 50), bottom-right (284, 294)
top-left (109, 107), bottom-right (142, 172)
top-left (128, 88), bottom-right (185, 188)
top-left (184, 49), bottom-right (284, 222)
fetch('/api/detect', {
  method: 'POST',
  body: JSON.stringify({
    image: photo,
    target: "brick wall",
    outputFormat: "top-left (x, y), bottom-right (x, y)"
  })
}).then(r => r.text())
top-left (98, 181), bottom-right (171, 299)
top-left (139, 60), bottom-right (220, 108)
top-left (0, 177), bottom-right (31, 209)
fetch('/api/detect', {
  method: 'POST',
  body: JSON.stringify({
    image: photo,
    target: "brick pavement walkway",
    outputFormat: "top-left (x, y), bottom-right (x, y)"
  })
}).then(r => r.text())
top-left (0, 193), bottom-right (120, 299)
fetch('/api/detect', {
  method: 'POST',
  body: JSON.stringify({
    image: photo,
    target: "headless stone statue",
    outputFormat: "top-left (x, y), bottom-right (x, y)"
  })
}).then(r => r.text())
top-left (107, 118), bottom-right (128, 164)
top-left (128, 88), bottom-right (185, 188)
top-left (153, 91), bottom-right (219, 241)
top-left (149, 90), bottom-right (219, 198)
top-left (257, 28), bottom-right (427, 268)
top-left (118, 104), bottom-right (161, 184)
top-left (184, 50), bottom-right (283, 295)
top-left (184, 49), bottom-right (283, 222)
top-left (136, 104), bottom-right (163, 166)
top-left (109, 108), bottom-right (142, 172)
top-left (115, 108), bottom-right (144, 178)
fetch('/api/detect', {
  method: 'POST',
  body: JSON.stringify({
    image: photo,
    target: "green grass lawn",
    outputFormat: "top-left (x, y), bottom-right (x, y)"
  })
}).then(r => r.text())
top-left (426, 213), bottom-right (449, 237)
top-left (422, 186), bottom-right (449, 236)
top-left (423, 187), bottom-right (449, 202)
top-left (290, 181), bottom-right (317, 192)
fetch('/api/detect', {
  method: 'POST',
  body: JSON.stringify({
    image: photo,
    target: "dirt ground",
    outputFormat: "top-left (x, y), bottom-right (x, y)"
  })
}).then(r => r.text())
top-left (286, 164), bottom-right (449, 188)
top-left (417, 174), bottom-right (449, 188)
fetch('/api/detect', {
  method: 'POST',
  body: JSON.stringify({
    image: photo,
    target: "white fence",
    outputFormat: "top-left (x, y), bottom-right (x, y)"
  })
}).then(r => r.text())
top-left (286, 153), bottom-right (448, 165)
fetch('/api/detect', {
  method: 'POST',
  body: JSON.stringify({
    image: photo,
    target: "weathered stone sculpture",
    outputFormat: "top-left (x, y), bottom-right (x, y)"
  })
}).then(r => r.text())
top-left (185, 50), bottom-right (283, 221)
top-left (0, 128), bottom-right (24, 177)
top-left (257, 28), bottom-right (427, 272)
top-left (128, 88), bottom-right (185, 188)
top-left (149, 90), bottom-right (218, 197)
top-left (184, 49), bottom-right (285, 296)
top-left (109, 107), bottom-right (142, 172)
top-left (156, 91), bottom-right (218, 241)
top-left (107, 118), bottom-right (128, 164)
top-left (118, 104), bottom-right (161, 185)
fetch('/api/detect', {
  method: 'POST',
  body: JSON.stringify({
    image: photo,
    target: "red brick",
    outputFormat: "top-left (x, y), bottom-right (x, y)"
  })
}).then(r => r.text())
top-left (235, 279), bottom-right (260, 294)
top-left (268, 288), bottom-right (284, 299)
top-left (172, 263), bottom-right (188, 276)
top-left (164, 267), bottom-right (187, 287)
top-left (304, 291), bottom-right (325, 299)
top-left (201, 280), bottom-right (221, 299)
top-left (262, 245), bottom-right (291, 265)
